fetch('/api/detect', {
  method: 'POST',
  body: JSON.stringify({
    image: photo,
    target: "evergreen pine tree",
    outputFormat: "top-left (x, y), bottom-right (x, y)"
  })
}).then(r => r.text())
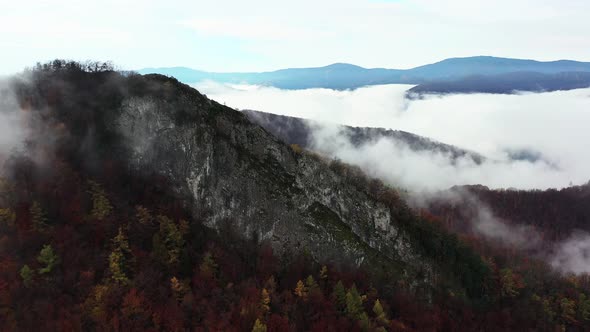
top-left (30, 201), bottom-right (49, 231)
top-left (345, 285), bottom-right (364, 320)
top-left (109, 227), bottom-right (132, 283)
top-left (20, 265), bottom-right (34, 287)
top-left (37, 244), bottom-right (59, 275)
top-left (373, 299), bottom-right (390, 325)
top-left (333, 280), bottom-right (347, 313)
top-left (252, 318), bottom-right (267, 332)
top-left (87, 181), bottom-right (112, 220)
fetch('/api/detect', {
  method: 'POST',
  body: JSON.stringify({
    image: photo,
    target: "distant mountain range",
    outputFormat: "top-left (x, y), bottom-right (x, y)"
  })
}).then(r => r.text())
top-left (407, 71), bottom-right (590, 96)
top-left (139, 56), bottom-right (590, 93)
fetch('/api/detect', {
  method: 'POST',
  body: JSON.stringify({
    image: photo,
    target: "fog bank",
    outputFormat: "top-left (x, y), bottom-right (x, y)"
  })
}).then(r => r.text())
top-left (196, 81), bottom-right (590, 190)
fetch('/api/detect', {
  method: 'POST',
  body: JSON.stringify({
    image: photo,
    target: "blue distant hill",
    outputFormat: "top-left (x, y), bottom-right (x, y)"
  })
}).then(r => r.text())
top-left (139, 62), bottom-right (403, 89)
top-left (139, 56), bottom-right (590, 93)
top-left (407, 71), bottom-right (590, 97)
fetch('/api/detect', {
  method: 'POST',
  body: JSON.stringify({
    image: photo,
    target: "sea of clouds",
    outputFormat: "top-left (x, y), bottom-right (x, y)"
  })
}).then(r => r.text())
top-left (195, 81), bottom-right (590, 191)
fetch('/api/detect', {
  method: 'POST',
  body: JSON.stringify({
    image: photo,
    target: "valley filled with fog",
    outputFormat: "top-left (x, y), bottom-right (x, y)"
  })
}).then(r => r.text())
top-left (196, 81), bottom-right (590, 191)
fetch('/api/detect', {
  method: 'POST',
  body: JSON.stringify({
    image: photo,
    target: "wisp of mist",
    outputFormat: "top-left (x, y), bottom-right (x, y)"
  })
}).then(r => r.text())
top-left (195, 81), bottom-right (590, 191)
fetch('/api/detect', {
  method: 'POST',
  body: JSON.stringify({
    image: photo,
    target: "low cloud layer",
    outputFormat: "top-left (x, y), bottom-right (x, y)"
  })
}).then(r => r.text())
top-left (195, 81), bottom-right (590, 190)
top-left (0, 79), bottom-right (27, 159)
top-left (551, 232), bottom-right (590, 274)
top-left (0, 75), bottom-right (63, 169)
top-left (309, 124), bottom-right (566, 190)
top-left (415, 188), bottom-right (590, 275)
top-left (412, 188), bottom-right (543, 249)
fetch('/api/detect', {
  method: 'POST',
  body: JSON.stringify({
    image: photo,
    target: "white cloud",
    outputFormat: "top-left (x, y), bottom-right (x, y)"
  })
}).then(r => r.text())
top-left (310, 126), bottom-right (569, 190)
top-left (0, 80), bottom-right (26, 158)
top-left (180, 18), bottom-right (329, 41)
top-left (551, 232), bottom-right (590, 274)
top-left (195, 81), bottom-right (590, 190)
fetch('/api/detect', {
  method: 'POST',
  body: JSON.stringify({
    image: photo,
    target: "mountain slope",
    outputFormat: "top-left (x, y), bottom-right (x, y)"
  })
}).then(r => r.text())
top-left (139, 56), bottom-right (590, 91)
top-left (118, 75), bottom-right (425, 271)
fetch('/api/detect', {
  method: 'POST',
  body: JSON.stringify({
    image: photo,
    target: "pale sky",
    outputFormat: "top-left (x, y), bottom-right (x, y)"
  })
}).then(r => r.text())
top-left (1, 0), bottom-right (590, 74)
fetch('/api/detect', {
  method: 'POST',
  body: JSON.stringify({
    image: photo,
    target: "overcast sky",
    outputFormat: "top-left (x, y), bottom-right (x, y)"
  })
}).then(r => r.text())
top-left (1, 0), bottom-right (590, 74)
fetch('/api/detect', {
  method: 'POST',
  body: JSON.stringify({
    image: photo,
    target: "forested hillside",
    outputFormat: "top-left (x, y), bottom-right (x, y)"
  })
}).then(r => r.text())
top-left (427, 184), bottom-right (590, 242)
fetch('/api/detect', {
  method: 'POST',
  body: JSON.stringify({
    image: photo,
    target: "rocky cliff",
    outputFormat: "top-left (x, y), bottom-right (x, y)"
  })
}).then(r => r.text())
top-left (116, 74), bottom-right (431, 287)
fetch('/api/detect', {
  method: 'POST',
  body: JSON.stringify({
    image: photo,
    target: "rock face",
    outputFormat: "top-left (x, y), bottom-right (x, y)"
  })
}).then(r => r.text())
top-left (117, 74), bottom-right (430, 282)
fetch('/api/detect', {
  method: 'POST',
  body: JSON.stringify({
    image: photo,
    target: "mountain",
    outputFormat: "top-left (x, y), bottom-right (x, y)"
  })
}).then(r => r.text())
top-left (0, 61), bottom-right (496, 330)
top-left (139, 63), bottom-right (403, 90)
top-left (408, 71), bottom-right (590, 96)
top-left (407, 56), bottom-right (590, 79)
top-left (139, 56), bottom-right (590, 91)
top-left (3, 61), bottom-right (590, 331)
top-left (242, 110), bottom-right (484, 164)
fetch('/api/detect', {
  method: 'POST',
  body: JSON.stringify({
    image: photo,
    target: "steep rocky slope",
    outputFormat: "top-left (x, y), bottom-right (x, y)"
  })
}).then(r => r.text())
top-left (116, 72), bottom-right (498, 299)
top-left (116, 75), bottom-right (434, 284)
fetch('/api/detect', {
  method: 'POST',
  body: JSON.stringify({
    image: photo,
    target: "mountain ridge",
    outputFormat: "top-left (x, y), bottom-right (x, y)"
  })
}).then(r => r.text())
top-left (139, 56), bottom-right (590, 91)
top-left (140, 56), bottom-right (590, 75)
